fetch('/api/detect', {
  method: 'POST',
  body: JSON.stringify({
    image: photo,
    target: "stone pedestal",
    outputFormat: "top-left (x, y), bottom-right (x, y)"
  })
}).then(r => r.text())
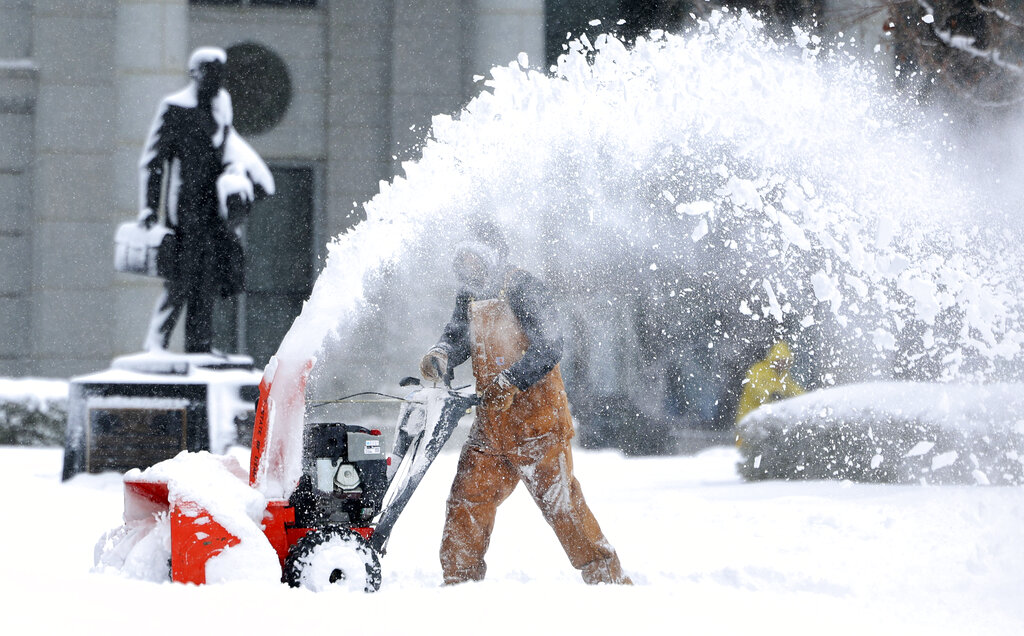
top-left (61, 352), bottom-right (262, 480)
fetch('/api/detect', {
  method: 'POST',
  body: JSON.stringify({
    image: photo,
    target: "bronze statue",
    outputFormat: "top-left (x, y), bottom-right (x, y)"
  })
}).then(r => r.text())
top-left (138, 47), bottom-right (274, 353)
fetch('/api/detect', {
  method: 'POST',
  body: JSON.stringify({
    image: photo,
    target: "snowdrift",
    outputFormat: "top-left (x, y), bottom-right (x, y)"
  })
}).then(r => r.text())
top-left (737, 382), bottom-right (1024, 484)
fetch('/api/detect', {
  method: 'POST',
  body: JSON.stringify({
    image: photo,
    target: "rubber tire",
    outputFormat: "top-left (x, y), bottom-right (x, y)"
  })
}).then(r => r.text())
top-left (283, 527), bottom-right (382, 592)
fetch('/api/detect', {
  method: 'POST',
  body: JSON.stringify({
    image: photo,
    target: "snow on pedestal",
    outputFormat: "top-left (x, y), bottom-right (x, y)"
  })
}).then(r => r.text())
top-left (62, 352), bottom-right (262, 480)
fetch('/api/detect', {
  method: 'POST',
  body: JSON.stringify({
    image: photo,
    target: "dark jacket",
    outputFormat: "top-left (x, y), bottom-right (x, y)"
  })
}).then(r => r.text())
top-left (142, 104), bottom-right (227, 233)
top-left (435, 268), bottom-right (563, 391)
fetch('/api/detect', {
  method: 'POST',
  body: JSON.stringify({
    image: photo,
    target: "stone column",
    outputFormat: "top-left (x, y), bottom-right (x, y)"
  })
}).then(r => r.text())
top-left (30, 1), bottom-right (120, 376)
top-left (0, 0), bottom-right (37, 375)
top-left (326, 1), bottom-right (396, 236)
top-left (389, 0), bottom-right (474, 162)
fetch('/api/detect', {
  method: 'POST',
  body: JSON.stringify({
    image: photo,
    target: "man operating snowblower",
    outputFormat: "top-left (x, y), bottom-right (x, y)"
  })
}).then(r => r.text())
top-left (420, 221), bottom-right (631, 586)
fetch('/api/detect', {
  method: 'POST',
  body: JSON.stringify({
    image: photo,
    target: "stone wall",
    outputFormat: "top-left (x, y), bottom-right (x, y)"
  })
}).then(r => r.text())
top-left (0, 0), bottom-right (542, 379)
top-left (0, 0), bottom-right (37, 376)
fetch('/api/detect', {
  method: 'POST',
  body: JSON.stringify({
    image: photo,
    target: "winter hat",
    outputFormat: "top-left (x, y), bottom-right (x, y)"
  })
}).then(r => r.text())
top-left (452, 241), bottom-right (500, 279)
top-left (469, 218), bottom-right (509, 261)
top-left (452, 220), bottom-right (509, 292)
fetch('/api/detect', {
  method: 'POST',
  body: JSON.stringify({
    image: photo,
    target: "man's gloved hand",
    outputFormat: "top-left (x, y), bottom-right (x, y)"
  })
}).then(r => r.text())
top-left (137, 208), bottom-right (158, 229)
top-left (420, 347), bottom-right (448, 383)
top-left (482, 371), bottom-right (519, 412)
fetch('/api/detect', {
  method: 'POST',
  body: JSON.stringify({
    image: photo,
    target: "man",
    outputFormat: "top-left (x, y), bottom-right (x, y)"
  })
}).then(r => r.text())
top-left (735, 340), bottom-right (806, 423)
top-left (420, 221), bottom-right (631, 585)
top-left (138, 47), bottom-right (273, 353)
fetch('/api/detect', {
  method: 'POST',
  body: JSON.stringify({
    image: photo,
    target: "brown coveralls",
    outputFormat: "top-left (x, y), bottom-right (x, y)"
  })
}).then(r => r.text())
top-left (439, 296), bottom-right (628, 585)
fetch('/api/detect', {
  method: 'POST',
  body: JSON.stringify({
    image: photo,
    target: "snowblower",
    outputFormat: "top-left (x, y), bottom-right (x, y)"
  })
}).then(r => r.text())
top-left (103, 355), bottom-right (477, 591)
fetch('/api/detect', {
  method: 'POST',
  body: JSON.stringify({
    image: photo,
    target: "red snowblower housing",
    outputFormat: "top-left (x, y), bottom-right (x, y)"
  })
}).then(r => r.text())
top-left (117, 355), bottom-right (475, 591)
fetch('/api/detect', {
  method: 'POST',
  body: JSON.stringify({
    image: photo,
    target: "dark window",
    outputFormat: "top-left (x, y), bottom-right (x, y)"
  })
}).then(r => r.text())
top-left (214, 166), bottom-right (315, 366)
top-left (244, 166), bottom-right (314, 366)
top-left (545, 1), bottom-right (698, 66)
top-left (545, 0), bottom-right (620, 67)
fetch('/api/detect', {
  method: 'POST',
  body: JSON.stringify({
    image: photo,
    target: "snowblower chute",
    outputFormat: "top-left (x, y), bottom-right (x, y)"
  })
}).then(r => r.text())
top-left (108, 355), bottom-right (477, 590)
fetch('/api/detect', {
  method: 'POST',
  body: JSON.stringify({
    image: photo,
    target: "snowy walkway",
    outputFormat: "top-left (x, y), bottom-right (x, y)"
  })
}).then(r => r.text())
top-left (2, 445), bottom-right (1021, 635)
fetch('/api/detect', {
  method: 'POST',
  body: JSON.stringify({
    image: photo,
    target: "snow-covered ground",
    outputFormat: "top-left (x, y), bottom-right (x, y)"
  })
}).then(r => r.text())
top-left (4, 17), bottom-right (1024, 634)
top-left (3, 443), bottom-right (1021, 635)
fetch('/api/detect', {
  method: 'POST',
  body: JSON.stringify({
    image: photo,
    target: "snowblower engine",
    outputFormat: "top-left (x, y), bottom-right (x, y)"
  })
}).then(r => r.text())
top-left (290, 423), bottom-right (389, 527)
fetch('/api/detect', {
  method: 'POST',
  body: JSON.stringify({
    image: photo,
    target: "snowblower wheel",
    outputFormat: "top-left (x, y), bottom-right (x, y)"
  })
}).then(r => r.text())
top-left (283, 527), bottom-right (382, 593)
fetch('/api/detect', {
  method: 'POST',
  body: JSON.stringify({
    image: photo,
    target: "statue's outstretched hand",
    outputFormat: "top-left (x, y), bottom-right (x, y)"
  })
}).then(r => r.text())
top-left (137, 208), bottom-right (158, 229)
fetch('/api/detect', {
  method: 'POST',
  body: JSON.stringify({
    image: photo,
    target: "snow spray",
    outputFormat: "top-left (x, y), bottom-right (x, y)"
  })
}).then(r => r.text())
top-left (260, 12), bottom-right (1022, 498)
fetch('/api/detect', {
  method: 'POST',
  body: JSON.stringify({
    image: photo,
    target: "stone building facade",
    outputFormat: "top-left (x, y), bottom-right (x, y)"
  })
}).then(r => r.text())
top-left (0, 0), bottom-right (886, 379)
top-left (0, 0), bottom-right (545, 377)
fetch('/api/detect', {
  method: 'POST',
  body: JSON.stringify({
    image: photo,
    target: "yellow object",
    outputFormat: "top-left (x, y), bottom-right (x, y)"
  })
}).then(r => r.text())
top-left (735, 341), bottom-right (806, 424)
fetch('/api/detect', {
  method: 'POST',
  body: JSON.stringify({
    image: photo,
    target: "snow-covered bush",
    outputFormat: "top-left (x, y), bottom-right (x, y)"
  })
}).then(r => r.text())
top-left (0, 378), bottom-right (68, 446)
top-left (737, 382), bottom-right (1024, 485)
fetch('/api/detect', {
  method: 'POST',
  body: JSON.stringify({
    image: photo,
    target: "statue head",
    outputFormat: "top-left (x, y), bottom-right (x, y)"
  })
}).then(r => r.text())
top-left (188, 47), bottom-right (227, 103)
